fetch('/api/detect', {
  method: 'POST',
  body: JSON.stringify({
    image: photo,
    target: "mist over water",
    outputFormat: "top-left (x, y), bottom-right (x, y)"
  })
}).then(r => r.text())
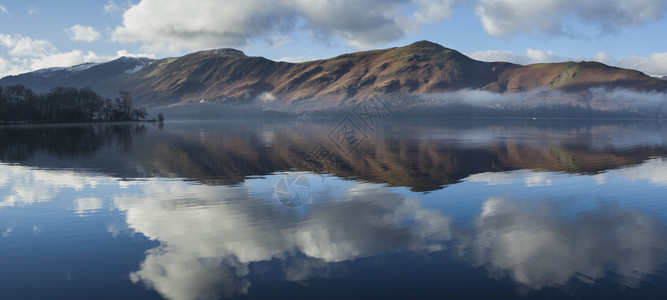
top-left (154, 88), bottom-right (667, 120)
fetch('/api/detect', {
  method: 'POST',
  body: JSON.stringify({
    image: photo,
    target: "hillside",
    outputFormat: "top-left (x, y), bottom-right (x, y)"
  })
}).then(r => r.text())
top-left (1, 41), bottom-right (665, 108)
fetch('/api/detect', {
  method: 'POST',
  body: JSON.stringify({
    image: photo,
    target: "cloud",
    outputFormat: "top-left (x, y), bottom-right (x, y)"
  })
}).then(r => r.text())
top-left (474, 0), bottom-right (667, 38)
top-left (258, 92), bottom-right (276, 102)
top-left (462, 197), bottom-right (667, 289)
top-left (468, 49), bottom-right (568, 65)
top-left (0, 33), bottom-right (147, 77)
top-left (28, 5), bottom-right (37, 16)
top-left (276, 55), bottom-right (316, 63)
top-left (104, 0), bottom-right (121, 15)
top-left (111, 0), bottom-right (457, 53)
top-left (587, 51), bottom-right (667, 76)
top-left (0, 34), bottom-right (101, 77)
top-left (27, 50), bottom-right (103, 70)
top-left (66, 25), bottom-right (101, 42)
top-left (115, 49), bottom-right (155, 59)
top-left (0, 34), bottom-right (57, 57)
top-left (0, 5), bottom-right (7, 16)
top-left (615, 53), bottom-right (667, 76)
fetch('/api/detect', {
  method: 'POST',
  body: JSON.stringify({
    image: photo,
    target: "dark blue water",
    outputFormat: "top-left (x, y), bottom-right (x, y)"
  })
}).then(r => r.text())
top-left (1, 119), bottom-right (666, 299)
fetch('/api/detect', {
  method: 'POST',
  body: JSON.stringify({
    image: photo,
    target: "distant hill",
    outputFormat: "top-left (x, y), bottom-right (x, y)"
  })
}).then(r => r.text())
top-left (1, 41), bottom-right (665, 108)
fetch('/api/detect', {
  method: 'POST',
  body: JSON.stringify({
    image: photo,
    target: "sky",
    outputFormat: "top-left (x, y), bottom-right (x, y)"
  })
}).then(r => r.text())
top-left (1, 0), bottom-right (666, 78)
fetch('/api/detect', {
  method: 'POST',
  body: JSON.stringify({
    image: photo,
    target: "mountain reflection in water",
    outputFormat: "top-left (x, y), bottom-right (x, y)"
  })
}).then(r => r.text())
top-left (0, 119), bottom-right (666, 299)
top-left (2, 120), bottom-right (667, 189)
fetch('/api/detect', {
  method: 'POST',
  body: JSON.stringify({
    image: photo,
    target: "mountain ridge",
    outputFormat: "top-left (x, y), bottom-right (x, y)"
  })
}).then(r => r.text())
top-left (1, 41), bottom-right (665, 108)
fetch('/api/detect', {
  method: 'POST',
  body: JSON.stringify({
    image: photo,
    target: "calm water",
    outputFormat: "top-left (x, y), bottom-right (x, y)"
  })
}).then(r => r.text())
top-left (1, 119), bottom-right (666, 299)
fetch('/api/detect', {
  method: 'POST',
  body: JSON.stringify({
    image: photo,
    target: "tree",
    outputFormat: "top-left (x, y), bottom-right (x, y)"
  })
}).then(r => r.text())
top-left (157, 112), bottom-right (164, 122)
top-left (0, 86), bottom-right (147, 123)
top-left (132, 107), bottom-right (148, 121)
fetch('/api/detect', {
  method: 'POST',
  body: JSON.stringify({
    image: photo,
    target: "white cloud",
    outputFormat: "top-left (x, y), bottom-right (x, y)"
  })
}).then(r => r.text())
top-left (0, 33), bottom-right (143, 78)
top-left (586, 51), bottom-right (667, 76)
top-left (258, 92), bottom-right (276, 102)
top-left (111, 0), bottom-right (457, 53)
top-left (474, 0), bottom-right (667, 38)
top-left (0, 5), bottom-right (8, 16)
top-left (468, 49), bottom-right (568, 65)
top-left (615, 53), bottom-right (667, 76)
top-left (28, 50), bottom-right (104, 71)
top-left (66, 25), bottom-right (101, 43)
top-left (104, 0), bottom-right (121, 15)
top-left (0, 34), bottom-right (57, 57)
top-left (276, 55), bottom-right (316, 63)
top-left (116, 49), bottom-right (156, 59)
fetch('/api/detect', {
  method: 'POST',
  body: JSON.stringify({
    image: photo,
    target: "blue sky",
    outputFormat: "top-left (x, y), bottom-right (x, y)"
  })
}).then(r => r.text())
top-left (1, 0), bottom-right (667, 78)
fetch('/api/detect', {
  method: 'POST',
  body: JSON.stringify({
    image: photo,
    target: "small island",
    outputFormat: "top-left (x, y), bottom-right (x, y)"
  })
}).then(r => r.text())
top-left (0, 84), bottom-right (157, 124)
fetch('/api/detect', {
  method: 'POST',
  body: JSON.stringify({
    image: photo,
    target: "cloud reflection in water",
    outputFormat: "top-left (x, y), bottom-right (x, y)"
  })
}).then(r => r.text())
top-left (116, 175), bottom-right (667, 299)
top-left (114, 179), bottom-right (453, 299)
top-left (1, 162), bottom-right (666, 299)
top-left (461, 197), bottom-right (667, 290)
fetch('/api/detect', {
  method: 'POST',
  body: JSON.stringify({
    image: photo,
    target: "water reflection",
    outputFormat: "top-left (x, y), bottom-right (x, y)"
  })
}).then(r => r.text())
top-left (0, 157), bottom-right (666, 298)
top-left (461, 197), bottom-right (667, 290)
top-left (109, 171), bottom-right (666, 299)
top-left (0, 163), bottom-right (110, 208)
top-left (1, 120), bottom-right (667, 299)
top-left (0, 124), bottom-right (146, 161)
top-left (115, 179), bottom-right (453, 299)
top-left (2, 120), bottom-right (667, 192)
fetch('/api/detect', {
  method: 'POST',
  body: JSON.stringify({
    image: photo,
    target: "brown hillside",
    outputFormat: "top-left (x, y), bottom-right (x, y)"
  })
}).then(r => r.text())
top-left (3, 41), bottom-right (665, 107)
top-left (119, 41), bottom-right (665, 106)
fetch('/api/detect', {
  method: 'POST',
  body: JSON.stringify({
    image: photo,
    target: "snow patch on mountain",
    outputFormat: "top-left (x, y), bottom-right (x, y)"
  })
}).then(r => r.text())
top-left (33, 62), bottom-right (100, 77)
top-left (124, 61), bottom-right (148, 74)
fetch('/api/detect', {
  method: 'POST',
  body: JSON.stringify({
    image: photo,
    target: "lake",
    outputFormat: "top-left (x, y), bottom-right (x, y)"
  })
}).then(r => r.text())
top-left (1, 118), bottom-right (666, 299)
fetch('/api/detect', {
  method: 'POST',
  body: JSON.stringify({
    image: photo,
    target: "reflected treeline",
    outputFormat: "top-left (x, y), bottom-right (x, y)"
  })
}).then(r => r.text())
top-left (2, 120), bottom-right (667, 191)
top-left (0, 124), bottom-right (147, 163)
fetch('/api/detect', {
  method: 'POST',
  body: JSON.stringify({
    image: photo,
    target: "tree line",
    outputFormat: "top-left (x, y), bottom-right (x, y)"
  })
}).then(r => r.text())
top-left (0, 85), bottom-right (149, 123)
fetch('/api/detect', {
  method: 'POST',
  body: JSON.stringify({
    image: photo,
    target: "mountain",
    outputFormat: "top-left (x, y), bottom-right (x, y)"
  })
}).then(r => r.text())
top-left (1, 41), bottom-right (665, 108)
top-left (0, 56), bottom-right (153, 97)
